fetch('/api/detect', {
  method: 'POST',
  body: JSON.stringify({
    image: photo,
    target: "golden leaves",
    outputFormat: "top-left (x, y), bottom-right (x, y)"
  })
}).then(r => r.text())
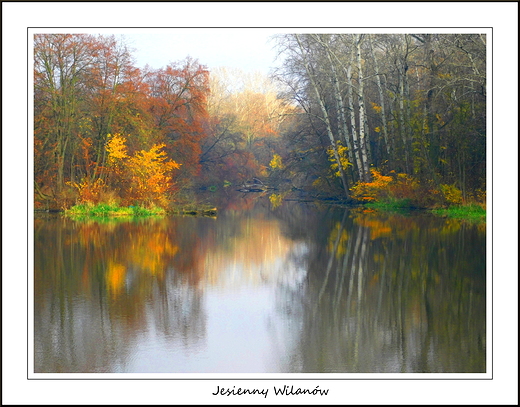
top-left (327, 141), bottom-right (351, 178)
top-left (371, 102), bottom-right (383, 114)
top-left (440, 184), bottom-right (463, 205)
top-left (269, 153), bottom-right (284, 170)
top-left (106, 133), bottom-right (129, 162)
top-left (350, 169), bottom-right (394, 201)
top-left (67, 178), bottom-right (107, 204)
top-left (104, 135), bottom-right (181, 206)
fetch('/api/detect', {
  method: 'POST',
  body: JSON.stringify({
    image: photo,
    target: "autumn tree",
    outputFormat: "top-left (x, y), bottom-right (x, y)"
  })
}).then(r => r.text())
top-left (34, 34), bottom-right (158, 207)
top-left (202, 67), bottom-right (290, 185)
top-left (34, 35), bottom-right (212, 208)
top-left (273, 33), bottom-right (486, 203)
top-left (34, 32), bottom-right (486, 208)
top-left (34, 34), bottom-right (102, 198)
top-left (145, 57), bottom-right (210, 183)
top-left (81, 35), bottom-right (152, 182)
top-left (105, 133), bottom-right (181, 207)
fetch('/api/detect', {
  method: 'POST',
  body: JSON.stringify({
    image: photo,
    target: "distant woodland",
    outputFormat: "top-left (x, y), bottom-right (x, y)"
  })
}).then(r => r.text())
top-left (34, 33), bottom-right (486, 209)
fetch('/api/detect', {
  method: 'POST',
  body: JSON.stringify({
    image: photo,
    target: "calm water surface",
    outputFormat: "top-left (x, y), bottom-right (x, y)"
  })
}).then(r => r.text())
top-left (34, 195), bottom-right (486, 373)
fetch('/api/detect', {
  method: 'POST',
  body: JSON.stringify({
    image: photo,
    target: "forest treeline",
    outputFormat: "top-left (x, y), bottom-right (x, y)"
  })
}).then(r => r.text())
top-left (34, 33), bottom-right (486, 210)
top-left (272, 33), bottom-right (486, 207)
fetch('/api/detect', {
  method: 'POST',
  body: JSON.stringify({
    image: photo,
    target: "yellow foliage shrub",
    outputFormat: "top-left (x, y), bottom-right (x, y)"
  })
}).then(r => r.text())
top-left (350, 169), bottom-right (393, 201)
top-left (371, 102), bottom-right (383, 114)
top-left (105, 135), bottom-right (181, 207)
top-left (126, 144), bottom-right (181, 207)
top-left (349, 169), bottom-right (438, 207)
top-left (327, 141), bottom-right (351, 178)
top-left (269, 154), bottom-right (284, 170)
top-left (68, 178), bottom-right (107, 204)
top-left (440, 184), bottom-right (463, 205)
top-left (106, 133), bottom-right (129, 162)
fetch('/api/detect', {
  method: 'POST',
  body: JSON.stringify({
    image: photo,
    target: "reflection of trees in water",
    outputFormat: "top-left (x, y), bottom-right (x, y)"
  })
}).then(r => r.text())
top-left (274, 208), bottom-right (486, 373)
top-left (147, 278), bottom-right (206, 351)
top-left (34, 203), bottom-right (310, 372)
top-left (34, 203), bottom-right (486, 373)
top-left (34, 216), bottom-right (210, 372)
top-left (203, 198), bottom-right (311, 289)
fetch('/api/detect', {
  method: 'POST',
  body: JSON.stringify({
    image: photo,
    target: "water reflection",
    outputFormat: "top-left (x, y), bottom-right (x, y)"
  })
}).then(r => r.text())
top-left (34, 198), bottom-right (486, 373)
top-left (277, 208), bottom-right (486, 373)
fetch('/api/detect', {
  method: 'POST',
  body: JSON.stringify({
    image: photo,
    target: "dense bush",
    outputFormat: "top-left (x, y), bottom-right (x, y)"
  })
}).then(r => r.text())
top-left (350, 168), bottom-right (469, 208)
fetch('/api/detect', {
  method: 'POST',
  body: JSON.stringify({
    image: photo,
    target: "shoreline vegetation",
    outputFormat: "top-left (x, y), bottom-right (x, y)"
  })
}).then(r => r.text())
top-left (37, 169), bottom-right (486, 223)
top-left (37, 168), bottom-right (486, 224)
top-left (34, 34), bottom-right (486, 224)
top-left (361, 199), bottom-right (486, 222)
top-left (62, 201), bottom-right (218, 220)
top-left (430, 204), bottom-right (486, 222)
top-left (49, 189), bottom-right (485, 224)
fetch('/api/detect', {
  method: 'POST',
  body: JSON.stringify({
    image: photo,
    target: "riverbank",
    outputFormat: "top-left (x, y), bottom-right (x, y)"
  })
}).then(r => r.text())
top-left (430, 204), bottom-right (486, 222)
top-left (364, 200), bottom-right (486, 222)
top-left (63, 201), bottom-right (217, 219)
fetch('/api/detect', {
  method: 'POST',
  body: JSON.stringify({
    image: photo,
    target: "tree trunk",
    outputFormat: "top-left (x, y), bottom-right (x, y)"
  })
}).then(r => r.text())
top-left (355, 35), bottom-right (372, 182)
top-left (295, 35), bottom-right (350, 197)
top-left (368, 35), bottom-right (391, 157)
top-left (346, 50), bottom-right (365, 182)
top-left (312, 35), bottom-right (355, 176)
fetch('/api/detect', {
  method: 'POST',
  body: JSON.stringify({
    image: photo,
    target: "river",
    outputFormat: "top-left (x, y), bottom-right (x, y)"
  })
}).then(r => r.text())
top-left (33, 194), bottom-right (486, 373)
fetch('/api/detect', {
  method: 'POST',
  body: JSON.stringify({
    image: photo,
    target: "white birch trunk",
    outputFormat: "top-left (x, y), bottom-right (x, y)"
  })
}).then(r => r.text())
top-left (398, 65), bottom-right (410, 173)
top-left (346, 50), bottom-right (364, 182)
top-left (368, 35), bottom-right (390, 156)
top-left (294, 35), bottom-right (350, 196)
top-left (355, 35), bottom-right (371, 182)
top-left (312, 34), bottom-right (356, 169)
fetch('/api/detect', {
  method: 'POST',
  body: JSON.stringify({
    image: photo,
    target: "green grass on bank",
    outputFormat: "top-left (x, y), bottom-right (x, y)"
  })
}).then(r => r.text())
top-left (363, 198), bottom-right (486, 223)
top-left (65, 202), bottom-right (166, 219)
top-left (64, 201), bottom-right (217, 220)
top-left (431, 204), bottom-right (486, 222)
top-left (364, 198), bottom-right (414, 213)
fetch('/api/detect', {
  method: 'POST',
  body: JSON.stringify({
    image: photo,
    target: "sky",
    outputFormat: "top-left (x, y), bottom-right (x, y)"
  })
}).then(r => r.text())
top-left (119, 29), bottom-right (283, 74)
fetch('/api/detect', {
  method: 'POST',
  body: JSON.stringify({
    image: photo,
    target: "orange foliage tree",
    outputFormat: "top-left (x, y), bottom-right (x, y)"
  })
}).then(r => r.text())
top-left (34, 34), bottom-right (212, 208)
top-left (145, 58), bottom-right (210, 183)
top-left (127, 144), bottom-right (181, 206)
top-left (350, 168), bottom-right (445, 208)
top-left (105, 133), bottom-right (181, 207)
top-left (350, 169), bottom-right (394, 202)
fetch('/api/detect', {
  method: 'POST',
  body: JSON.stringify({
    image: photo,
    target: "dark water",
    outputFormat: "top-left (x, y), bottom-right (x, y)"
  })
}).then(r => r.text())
top-left (33, 195), bottom-right (486, 373)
